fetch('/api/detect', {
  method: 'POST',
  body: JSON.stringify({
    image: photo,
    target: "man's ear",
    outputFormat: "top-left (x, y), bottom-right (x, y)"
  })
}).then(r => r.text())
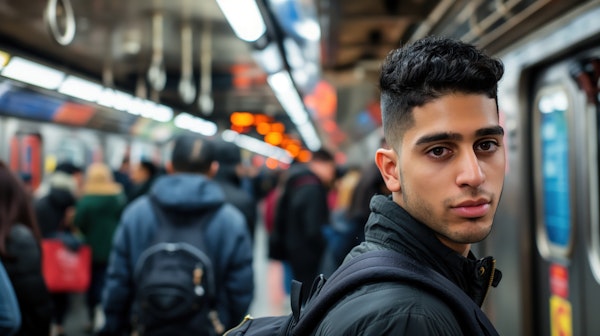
top-left (375, 148), bottom-right (401, 192)
top-left (208, 161), bottom-right (219, 178)
top-left (165, 161), bottom-right (174, 174)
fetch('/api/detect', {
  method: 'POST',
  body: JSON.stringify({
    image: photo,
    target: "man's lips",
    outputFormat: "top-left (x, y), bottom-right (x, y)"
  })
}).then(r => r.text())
top-left (451, 199), bottom-right (491, 218)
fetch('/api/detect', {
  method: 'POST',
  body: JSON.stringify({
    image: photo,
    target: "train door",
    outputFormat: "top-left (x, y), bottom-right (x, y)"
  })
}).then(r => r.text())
top-left (531, 51), bottom-right (600, 336)
top-left (8, 131), bottom-right (43, 191)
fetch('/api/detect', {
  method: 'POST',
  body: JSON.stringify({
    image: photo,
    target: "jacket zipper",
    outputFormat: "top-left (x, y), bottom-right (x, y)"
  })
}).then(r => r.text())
top-left (223, 314), bottom-right (252, 336)
top-left (482, 259), bottom-right (496, 303)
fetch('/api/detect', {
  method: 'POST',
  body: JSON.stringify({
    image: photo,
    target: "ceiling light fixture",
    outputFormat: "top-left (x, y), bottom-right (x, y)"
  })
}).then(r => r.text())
top-left (58, 75), bottom-right (103, 102)
top-left (174, 113), bottom-right (218, 136)
top-left (216, 0), bottom-right (266, 42)
top-left (267, 70), bottom-right (322, 150)
top-left (1, 56), bottom-right (65, 90)
top-left (222, 129), bottom-right (292, 164)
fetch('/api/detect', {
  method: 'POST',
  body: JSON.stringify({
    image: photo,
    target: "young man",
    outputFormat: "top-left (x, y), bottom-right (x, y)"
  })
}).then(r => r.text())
top-left (99, 135), bottom-right (254, 335)
top-left (314, 36), bottom-right (505, 335)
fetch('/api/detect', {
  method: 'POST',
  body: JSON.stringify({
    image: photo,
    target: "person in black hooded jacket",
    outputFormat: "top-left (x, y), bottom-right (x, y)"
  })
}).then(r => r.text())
top-left (314, 36), bottom-right (505, 335)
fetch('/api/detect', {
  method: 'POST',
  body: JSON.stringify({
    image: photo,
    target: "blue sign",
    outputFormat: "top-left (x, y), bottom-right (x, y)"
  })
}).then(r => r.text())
top-left (540, 98), bottom-right (571, 247)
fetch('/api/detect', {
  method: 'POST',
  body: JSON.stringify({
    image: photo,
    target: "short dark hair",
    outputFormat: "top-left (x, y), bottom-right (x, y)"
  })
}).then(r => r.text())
top-left (55, 162), bottom-right (82, 175)
top-left (215, 140), bottom-right (241, 166)
top-left (171, 135), bottom-right (215, 174)
top-left (311, 148), bottom-right (335, 163)
top-left (139, 160), bottom-right (157, 177)
top-left (379, 36), bottom-right (504, 149)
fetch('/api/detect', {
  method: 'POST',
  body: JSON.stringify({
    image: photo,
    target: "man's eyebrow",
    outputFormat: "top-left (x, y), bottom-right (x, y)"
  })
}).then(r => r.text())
top-left (415, 132), bottom-right (462, 146)
top-left (415, 126), bottom-right (505, 146)
top-left (475, 125), bottom-right (505, 137)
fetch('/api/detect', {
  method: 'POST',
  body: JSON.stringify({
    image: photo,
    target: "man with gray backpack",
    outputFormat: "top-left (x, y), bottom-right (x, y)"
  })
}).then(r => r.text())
top-left (99, 135), bottom-right (254, 336)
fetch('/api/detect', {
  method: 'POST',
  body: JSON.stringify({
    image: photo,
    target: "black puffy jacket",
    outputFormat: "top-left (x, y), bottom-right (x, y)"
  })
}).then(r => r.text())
top-left (314, 195), bottom-right (501, 336)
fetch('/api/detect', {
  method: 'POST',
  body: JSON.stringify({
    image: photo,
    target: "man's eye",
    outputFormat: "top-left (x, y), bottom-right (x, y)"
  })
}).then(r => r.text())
top-left (428, 147), bottom-right (449, 157)
top-left (477, 141), bottom-right (498, 151)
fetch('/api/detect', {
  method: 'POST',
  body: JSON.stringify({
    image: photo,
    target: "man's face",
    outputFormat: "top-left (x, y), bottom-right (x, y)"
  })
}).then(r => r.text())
top-left (376, 94), bottom-right (505, 255)
top-left (130, 164), bottom-right (149, 184)
top-left (310, 160), bottom-right (337, 188)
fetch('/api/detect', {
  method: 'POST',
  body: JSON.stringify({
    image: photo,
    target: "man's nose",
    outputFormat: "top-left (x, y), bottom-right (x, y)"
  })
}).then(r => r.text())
top-left (455, 150), bottom-right (485, 188)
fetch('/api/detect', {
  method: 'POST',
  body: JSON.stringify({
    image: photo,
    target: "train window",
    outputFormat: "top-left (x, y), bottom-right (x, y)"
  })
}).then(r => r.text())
top-left (534, 88), bottom-right (574, 259)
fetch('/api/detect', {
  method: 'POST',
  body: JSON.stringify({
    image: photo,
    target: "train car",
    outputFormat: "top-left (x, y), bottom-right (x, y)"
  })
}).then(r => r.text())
top-left (474, 1), bottom-right (600, 335)
top-left (0, 115), bottom-right (165, 191)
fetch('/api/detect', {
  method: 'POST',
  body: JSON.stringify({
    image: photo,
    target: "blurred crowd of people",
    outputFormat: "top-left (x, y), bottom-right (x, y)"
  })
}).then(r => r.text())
top-left (0, 133), bottom-right (389, 336)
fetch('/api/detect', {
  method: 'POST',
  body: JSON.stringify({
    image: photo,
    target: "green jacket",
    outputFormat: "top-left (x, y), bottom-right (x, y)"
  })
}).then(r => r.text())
top-left (74, 194), bottom-right (126, 263)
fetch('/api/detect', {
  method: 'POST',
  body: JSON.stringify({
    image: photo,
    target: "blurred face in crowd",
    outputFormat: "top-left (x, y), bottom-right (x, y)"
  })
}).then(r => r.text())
top-left (310, 160), bottom-right (337, 188)
top-left (130, 163), bottom-right (150, 184)
top-left (376, 94), bottom-right (505, 256)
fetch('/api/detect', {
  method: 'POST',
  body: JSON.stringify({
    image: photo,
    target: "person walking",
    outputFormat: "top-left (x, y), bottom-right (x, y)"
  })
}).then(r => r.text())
top-left (213, 140), bottom-right (257, 242)
top-left (126, 159), bottom-right (158, 204)
top-left (99, 135), bottom-right (254, 336)
top-left (314, 36), bottom-right (506, 335)
top-left (73, 162), bottom-right (126, 332)
top-left (272, 149), bottom-right (337, 303)
top-left (34, 162), bottom-right (82, 335)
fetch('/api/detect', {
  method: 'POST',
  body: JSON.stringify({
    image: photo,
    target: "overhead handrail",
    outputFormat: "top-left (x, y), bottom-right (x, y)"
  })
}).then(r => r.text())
top-left (44, 0), bottom-right (76, 46)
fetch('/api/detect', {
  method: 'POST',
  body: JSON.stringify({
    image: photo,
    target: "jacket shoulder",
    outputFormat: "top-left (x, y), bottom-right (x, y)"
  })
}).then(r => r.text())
top-left (315, 281), bottom-right (462, 336)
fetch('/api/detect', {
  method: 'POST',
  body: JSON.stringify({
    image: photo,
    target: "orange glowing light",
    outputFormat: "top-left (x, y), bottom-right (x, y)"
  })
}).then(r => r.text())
top-left (256, 122), bottom-right (271, 135)
top-left (230, 112), bottom-right (254, 127)
top-left (297, 149), bottom-right (312, 162)
top-left (253, 114), bottom-right (271, 125)
top-left (264, 132), bottom-right (283, 146)
top-left (230, 125), bottom-right (247, 133)
top-left (271, 122), bottom-right (285, 133)
top-left (285, 143), bottom-right (301, 157)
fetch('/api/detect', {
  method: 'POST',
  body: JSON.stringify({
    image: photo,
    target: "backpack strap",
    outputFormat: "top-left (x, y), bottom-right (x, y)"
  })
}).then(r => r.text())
top-left (292, 250), bottom-right (499, 336)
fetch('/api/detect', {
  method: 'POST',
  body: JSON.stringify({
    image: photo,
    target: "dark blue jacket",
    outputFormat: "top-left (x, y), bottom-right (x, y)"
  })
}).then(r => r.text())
top-left (101, 173), bottom-right (254, 334)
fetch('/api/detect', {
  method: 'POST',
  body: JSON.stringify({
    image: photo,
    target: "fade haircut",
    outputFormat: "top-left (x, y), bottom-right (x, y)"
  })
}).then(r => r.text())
top-left (379, 36), bottom-right (504, 150)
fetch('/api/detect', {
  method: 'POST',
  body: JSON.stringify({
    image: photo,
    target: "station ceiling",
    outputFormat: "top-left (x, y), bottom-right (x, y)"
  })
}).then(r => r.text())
top-left (0, 0), bottom-right (580, 154)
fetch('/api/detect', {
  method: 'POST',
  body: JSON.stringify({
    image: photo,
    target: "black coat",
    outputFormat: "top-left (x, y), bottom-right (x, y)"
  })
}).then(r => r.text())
top-left (215, 165), bottom-right (257, 240)
top-left (314, 195), bottom-right (501, 335)
top-left (2, 225), bottom-right (53, 336)
top-left (34, 187), bottom-right (76, 238)
top-left (273, 164), bottom-right (329, 299)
